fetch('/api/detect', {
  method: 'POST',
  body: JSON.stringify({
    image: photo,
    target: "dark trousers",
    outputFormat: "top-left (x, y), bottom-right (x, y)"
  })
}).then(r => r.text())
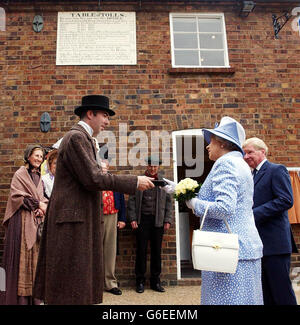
top-left (262, 254), bottom-right (297, 305)
top-left (135, 214), bottom-right (164, 286)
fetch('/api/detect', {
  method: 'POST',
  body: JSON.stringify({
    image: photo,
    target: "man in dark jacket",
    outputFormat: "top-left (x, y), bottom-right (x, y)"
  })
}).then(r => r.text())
top-left (243, 137), bottom-right (297, 305)
top-left (33, 95), bottom-right (154, 305)
top-left (127, 156), bottom-right (172, 294)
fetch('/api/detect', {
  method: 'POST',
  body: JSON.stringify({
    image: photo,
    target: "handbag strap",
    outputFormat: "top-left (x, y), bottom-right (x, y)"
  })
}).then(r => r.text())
top-left (199, 202), bottom-right (232, 234)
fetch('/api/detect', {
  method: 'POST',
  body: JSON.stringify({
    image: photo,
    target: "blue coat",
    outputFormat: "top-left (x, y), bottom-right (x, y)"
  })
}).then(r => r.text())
top-left (113, 192), bottom-right (126, 223)
top-left (253, 160), bottom-right (294, 256)
top-left (194, 151), bottom-right (263, 260)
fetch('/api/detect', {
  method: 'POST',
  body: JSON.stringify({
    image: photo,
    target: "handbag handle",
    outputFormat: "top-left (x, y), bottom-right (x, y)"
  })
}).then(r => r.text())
top-left (199, 202), bottom-right (232, 234)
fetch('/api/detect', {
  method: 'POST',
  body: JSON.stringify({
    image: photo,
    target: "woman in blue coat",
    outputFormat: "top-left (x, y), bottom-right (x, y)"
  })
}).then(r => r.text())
top-left (184, 117), bottom-right (263, 304)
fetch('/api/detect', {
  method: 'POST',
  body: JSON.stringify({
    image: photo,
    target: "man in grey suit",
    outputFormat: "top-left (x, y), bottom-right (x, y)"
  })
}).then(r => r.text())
top-left (128, 156), bottom-right (172, 294)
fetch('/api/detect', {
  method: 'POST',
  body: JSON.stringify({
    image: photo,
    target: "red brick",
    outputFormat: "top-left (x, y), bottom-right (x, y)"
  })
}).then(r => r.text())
top-left (1, 2), bottom-right (300, 286)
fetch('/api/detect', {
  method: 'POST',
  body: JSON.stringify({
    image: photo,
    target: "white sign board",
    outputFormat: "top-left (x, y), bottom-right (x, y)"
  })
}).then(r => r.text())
top-left (56, 11), bottom-right (136, 65)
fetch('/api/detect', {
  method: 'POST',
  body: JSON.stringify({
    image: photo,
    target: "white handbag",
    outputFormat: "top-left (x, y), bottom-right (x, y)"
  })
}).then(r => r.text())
top-left (192, 203), bottom-right (239, 274)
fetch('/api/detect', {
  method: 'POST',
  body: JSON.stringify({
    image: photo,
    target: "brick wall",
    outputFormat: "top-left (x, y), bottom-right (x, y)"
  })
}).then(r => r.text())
top-left (0, 1), bottom-right (300, 285)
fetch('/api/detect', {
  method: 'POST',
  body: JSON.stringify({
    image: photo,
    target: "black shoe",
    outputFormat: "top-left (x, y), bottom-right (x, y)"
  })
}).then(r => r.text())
top-left (150, 283), bottom-right (165, 293)
top-left (136, 283), bottom-right (144, 293)
top-left (108, 287), bottom-right (122, 295)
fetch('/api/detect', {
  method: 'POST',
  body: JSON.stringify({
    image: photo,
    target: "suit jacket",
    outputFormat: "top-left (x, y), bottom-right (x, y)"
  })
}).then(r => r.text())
top-left (127, 176), bottom-right (173, 227)
top-left (194, 151), bottom-right (263, 260)
top-left (33, 124), bottom-right (137, 305)
top-left (253, 160), bottom-right (295, 256)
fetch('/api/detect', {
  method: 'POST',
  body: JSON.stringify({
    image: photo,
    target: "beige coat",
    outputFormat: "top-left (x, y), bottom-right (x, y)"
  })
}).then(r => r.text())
top-left (3, 166), bottom-right (48, 250)
top-left (33, 124), bottom-right (137, 305)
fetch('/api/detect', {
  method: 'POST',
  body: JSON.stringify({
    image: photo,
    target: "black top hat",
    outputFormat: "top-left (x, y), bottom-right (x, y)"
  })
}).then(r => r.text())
top-left (74, 95), bottom-right (115, 117)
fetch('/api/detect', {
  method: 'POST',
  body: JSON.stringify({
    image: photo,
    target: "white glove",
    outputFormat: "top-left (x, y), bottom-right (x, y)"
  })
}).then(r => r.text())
top-left (162, 178), bottom-right (176, 194)
top-left (186, 198), bottom-right (197, 210)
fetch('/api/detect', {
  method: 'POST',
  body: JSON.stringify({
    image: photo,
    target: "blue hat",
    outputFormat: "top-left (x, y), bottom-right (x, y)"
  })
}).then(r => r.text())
top-left (202, 116), bottom-right (246, 155)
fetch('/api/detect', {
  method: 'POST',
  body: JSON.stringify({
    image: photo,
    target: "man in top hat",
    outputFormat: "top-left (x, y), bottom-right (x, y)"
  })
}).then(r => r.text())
top-left (127, 156), bottom-right (173, 294)
top-left (33, 95), bottom-right (154, 305)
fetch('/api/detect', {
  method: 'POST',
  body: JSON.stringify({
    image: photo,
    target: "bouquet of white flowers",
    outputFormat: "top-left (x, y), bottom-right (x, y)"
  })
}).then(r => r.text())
top-left (173, 178), bottom-right (201, 205)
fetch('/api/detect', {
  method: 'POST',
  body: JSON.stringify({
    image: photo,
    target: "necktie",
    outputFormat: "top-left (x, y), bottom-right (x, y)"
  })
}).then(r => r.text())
top-left (252, 168), bottom-right (257, 178)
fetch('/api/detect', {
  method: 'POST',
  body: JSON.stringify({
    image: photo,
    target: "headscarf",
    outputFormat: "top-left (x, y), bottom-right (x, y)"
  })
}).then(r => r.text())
top-left (23, 144), bottom-right (45, 171)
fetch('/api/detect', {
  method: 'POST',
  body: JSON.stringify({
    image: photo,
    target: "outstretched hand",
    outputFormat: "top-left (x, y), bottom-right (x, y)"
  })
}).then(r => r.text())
top-left (137, 176), bottom-right (155, 191)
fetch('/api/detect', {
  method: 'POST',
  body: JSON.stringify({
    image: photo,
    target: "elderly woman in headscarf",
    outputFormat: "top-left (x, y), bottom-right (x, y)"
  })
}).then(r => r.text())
top-left (164, 117), bottom-right (263, 305)
top-left (2, 144), bottom-right (48, 305)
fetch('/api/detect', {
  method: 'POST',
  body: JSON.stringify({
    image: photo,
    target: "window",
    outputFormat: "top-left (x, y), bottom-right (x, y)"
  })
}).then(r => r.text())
top-left (170, 13), bottom-right (230, 68)
top-left (0, 8), bottom-right (5, 31)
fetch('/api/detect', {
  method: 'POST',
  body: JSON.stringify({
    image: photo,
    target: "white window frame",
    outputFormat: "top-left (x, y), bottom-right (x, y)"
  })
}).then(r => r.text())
top-left (169, 12), bottom-right (230, 68)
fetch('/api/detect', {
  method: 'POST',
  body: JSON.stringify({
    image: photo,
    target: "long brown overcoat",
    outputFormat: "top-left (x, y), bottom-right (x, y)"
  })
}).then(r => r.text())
top-left (33, 124), bottom-right (137, 305)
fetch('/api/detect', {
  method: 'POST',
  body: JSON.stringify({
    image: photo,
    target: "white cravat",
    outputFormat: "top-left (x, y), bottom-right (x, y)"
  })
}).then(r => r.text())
top-left (92, 137), bottom-right (100, 152)
top-left (78, 120), bottom-right (93, 137)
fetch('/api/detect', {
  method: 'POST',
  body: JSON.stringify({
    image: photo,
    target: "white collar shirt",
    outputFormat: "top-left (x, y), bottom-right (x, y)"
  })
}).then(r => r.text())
top-left (255, 158), bottom-right (267, 172)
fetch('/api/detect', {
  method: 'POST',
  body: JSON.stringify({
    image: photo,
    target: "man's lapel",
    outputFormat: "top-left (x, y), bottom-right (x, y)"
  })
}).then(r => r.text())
top-left (73, 124), bottom-right (98, 159)
top-left (137, 190), bottom-right (143, 213)
top-left (254, 160), bottom-right (269, 186)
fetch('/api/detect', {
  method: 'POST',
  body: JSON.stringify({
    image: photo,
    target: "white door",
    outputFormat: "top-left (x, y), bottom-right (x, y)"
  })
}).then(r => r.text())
top-left (171, 129), bottom-right (206, 279)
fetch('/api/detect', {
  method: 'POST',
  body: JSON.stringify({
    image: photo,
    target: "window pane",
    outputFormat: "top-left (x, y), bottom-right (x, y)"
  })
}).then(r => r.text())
top-left (198, 18), bottom-right (222, 33)
top-left (174, 50), bottom-right (199, 66)
top-left (200, 50), bottom-right (225, 66)
top-left (173, 17), bottom-right (197, 32)
top-left (199, 34), bottom-right (223, 49)
top-left (170, 13), bottom-right (229, 68)
top-left (174, 33), bottom-right (198, 49)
